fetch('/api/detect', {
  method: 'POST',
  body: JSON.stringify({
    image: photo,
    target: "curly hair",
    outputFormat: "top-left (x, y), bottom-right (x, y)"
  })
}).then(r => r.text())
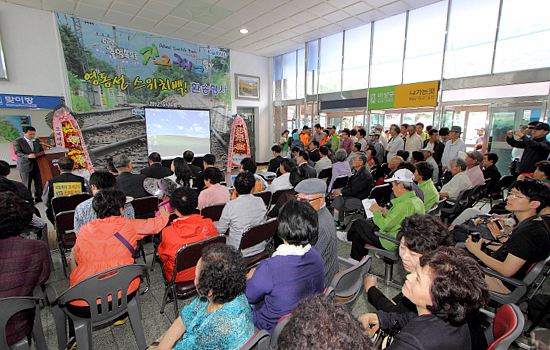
top-left (0, 191), bottom-right (33, 239)
top-left (421, 247), bottom-right (490, 326)
top-left (278, 198), bottom-right (318, 246)
top-left (234, 171), bottom-right (255, 195)
top-left (92, 189), bottom-right (126, 219)
top-left (397, 213), bottom-right (451, 254)
top-left (276, 294), bottom-right (373, 350)
top-left (170, 186), bottom-right (198, 216)
top-left (196, 243), bottom-right (247, 304)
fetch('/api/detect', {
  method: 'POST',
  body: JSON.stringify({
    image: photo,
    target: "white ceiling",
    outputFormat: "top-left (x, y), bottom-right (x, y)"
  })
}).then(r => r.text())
top-left (1, 0), bottom-right (439, 57)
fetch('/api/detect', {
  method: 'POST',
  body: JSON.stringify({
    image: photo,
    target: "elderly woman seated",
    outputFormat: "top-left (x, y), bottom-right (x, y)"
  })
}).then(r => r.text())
top-left (155, 244), bottom-right (254, 350)
top-left (360, 247), bottom-right (490, 350)
top-left (245, 198), bottom-right (325, 334)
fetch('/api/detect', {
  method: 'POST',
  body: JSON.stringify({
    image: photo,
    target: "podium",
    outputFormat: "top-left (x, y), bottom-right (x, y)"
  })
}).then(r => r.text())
top-left (36, 147), bottom-right (69, 187)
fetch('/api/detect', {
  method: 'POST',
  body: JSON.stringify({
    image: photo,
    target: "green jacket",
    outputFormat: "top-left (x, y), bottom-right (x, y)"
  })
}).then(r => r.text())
top-left (330, 134), bottom-right (340, 151)
top-left (373, 190), bottom-right (425, 251)
top-left (418, 179), bottom-right (439, 212)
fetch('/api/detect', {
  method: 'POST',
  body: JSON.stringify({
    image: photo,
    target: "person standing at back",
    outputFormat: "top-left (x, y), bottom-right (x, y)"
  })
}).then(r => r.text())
top-left (13, 126), bottom-right (44, 202)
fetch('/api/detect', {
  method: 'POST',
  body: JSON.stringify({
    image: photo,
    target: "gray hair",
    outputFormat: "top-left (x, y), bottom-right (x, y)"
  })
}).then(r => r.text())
top-left (335, 149), bottom-right (347, 162)
top-left (397, 181), bottom-right (414, 191)
top-left (112, 154), bottom-right (131, 169)
top-left (355, 153), bottom-right (367, 166)
top-left (452, 158), bottom-right (467, 171)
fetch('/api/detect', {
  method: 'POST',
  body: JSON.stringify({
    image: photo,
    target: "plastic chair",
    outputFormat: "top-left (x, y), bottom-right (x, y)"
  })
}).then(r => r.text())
top-left (486, 175), bottom-right (517, 208)
top-left (269, 314), bottom-right (292, 349)
top-left (48, 264), bottom-right (148, 350)
top-left (363, 232), bottom-right (401, 288)
top-left (324, 256), bottom-right (371, 305)
top-left (369, 184), bottom-right (392, 206)
top-left (201, 203), bottom-right (226, 222)
top-left (160, 235), bottom-right (227, 316)
top-left (0, 296), bottom-right (46, 350)
top-left (253, 191), bottom-right (272, 208)
top-left (131, 196), bottom-right (160, 217)
top-left (481, 304), bottom-right (524, 350)
top-left (330, 175), bottom-right (349, 192)
top-left (240, 219), bottom-right (278, 268)
top-left (440, 186), bottom-right (477, 224)
top-left (317, 167), bottom-right (332, 181)
top-left (54, 210), bottom-right (76, 278)
top-left (51, 193), bottom-right (91, 216)
top-left (485, 255), bottom-right (550, 305)
top-left (240, 329), bottom-right (270, 350)
top-left (270, 190), bottom-right (288, 209)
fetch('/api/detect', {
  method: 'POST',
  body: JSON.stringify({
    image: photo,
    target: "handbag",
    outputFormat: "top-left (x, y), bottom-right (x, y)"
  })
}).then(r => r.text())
top-left (373, 320), bottom-right (400, 350)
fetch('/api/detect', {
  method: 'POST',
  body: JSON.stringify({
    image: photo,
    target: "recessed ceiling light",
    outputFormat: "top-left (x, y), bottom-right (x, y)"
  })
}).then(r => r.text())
top-left (240, 28), bottom-right (249, 34)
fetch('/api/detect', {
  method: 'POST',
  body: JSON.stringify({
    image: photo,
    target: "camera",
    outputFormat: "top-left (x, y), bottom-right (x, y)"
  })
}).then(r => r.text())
top-left (470, 232), bottom-right (481, 243)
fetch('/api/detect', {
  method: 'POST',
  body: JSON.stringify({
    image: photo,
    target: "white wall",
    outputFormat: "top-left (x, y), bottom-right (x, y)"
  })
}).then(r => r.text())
top-left (0, 2), bottom-right (68, 137)
top-left (230, 50), bottom-right (272, 163)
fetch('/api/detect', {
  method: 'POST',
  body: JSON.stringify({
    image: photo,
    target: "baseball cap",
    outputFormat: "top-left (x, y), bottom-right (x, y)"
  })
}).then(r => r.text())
top-left (450, 126), bottom-right (462, 133)
top-left (369, 131), bottom-right (381, 136)
top-left (466, 151), bottom-right (483, 163)
top-left (373, 124), bottom-right (383, 130)
top-left (295, 178), bottom-right (327, 194)
top-left (533, 122), bottom-right (550, 131)
top-left (384, 169), bottom-right (415, 183)
top-left (419, 147), bottom-right (433, 153)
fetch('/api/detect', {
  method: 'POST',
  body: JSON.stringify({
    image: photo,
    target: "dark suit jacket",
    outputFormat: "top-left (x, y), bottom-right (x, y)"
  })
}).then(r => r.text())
top-left (422, 139), bottom-right (445, 165)
top-left (13, 137), bottom-right (44, 172)
top-left (268, 155), bottom-right (284, 173)
top-left (140, 163), bottom-right (173, 179)
top-left (341, 166), bottom-right (374, 200)
top-left (115, 172), bottom-right (149, 199)
top-left (188, 163), bottom-right (201, 177)
top-left (309, 150), bottom-right (321, 163)
top-left (483, 165), bottom-right (501, 194)
top-left (299, 162), bottom-right (316, 179)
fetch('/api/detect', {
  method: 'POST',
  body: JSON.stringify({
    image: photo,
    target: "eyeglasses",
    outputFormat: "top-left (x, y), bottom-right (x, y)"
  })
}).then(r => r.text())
top-left (507, 191), bottom-right (527, 199)
top-left (297, 196), bottom-right (323, 203)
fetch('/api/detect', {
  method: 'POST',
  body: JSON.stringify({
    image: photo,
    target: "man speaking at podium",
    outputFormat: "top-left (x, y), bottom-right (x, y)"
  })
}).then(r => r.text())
top-left (13, 126), bottom-right (44, 203)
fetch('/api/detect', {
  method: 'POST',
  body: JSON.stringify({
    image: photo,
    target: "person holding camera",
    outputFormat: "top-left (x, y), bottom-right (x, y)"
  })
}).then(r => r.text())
top-left (506, 122), bottom-right (550, 174)
top-left (465, 178), bottom-right (550, 293)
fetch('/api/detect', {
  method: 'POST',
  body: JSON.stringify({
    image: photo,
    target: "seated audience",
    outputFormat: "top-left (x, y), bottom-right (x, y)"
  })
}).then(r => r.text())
top-left (269, 159), bottom-right (295, 193)
top-left (231, 157), bottom-right (266, 199)
top-left (0, 179), bottom-right (44, 235)
top-left (42, 156), bottom-right (92, 223)
top-left (296, 150), bottom-right (316, 179)
top-left (345, 169), bottom-right (425, 260)
top-left (106, 157), bottom-right (118, 175)
top-left (268, 145), bottom-right (284, 173)
top-left (360, 247), bottom-right (490, 350)
top-left (346, 142), bottom-right (362, 164)
top-left (464, 151), bottom-right (485, 186)
top-left (183, 150), bottom-right (202, 177)
top-left (275, 295), bottom-right (373, 350)
top-left (327, 149), bottom-right (351, 192)
top-left (466, 178), bottom-right (550, 293)
top-left (156, 244), bottom-right (254, 350)
top-left (332, 153), bottom-right (374, 229)
top-left (166, 157), bottom-right (193, 187)
top-left (140, 152), bottom-right (173, 179)
top-left (439, 158), bottom-right (472, 200)
top-left (113, 154), bottom-right (149, 199)
top-left (420, 147), bottom-right (440, 185)
top-left (296, 179), bottom-right (338, 287)
top-left (340, 128), bottom-right (353, 156)
top-left (518, 160), bottom-right (550, 186)
top-left (365, 146), bottom-right (377, 168)
top-left (245, 199), bottom-right (325, 334)
top-left (315, 145), bottom-right (332, 176)
top-left (482, 152), bottom-right (501, 193)
top-left (195, 153), bottom-right (216, 193)
top-left (308, 141), bottom-right (321, 163)
top-left (70, 189), bottom-right (169, 303)
top-left (267, 167), bottom-right (308, 218)
top-left (410, 150), bottom-right (424, 164)
top-left (197, 167), bottom-right (230, 210)
top-left (217, 172), bottom-right (266, 257)
top-left (158, 187), bottom-right (218, 282)
top-left (143, 178), bottom-right (178, 215)
top-left (0, 191), bottom-right (50, 347)
top-left (375, 155), bottom-right (404, 186)
top-left (74, 171), bottom-right (135, 234)
top-left (0, 160), bottom-right (33, 203)
top-left (390, 161), bottom-right (425, 202)
top-left (414, 161), bottom-right (439, 211)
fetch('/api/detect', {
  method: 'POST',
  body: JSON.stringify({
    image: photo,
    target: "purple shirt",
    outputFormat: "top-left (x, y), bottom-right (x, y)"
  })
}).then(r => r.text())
top-left (328, 161), bottom-right (352, 192)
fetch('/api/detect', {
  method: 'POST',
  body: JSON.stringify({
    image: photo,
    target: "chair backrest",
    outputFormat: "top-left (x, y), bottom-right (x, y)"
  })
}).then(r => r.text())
top-left (269, 314), bottom-right (292, 349)
top-left (55, 210), bottom-right (75, 233)
top-left (56, 264), bottom-right (144, 324)
top-left (427, 199), bottom-right (446, 216)
top-left (201, 203), bottom-right (226, 222)
top-left (131, 196), bottom-right (160, 216)
top-left (523, 255), bottom-right (550, 286)
top-left (271, 190), bottom-right (289, 207)
top-left (369, 184), bottom-right (392, 205)
top-left (324, 255), bottom-right (371, 305)
top-left (0, 296), bottom-right (41, 350)
top-left (317, 167), bottom-right (332, 180)
top-left (240, 219), bottom-right (278, 251)
top-left (51, 192), bottom-right (91, 215)
top-left (488, 304), bottom-right (525, 350)
top-left (253, 191), bottom-right (272, 207)
top-left (331, 175), bottom-right (349, 191)
top-left (173, 235), bottom-right (227, 281)
top-left (469, 183), bottom-right (487, 206)
top-left (456, 186), bottom-right (477, 208)
top-left (241, 329), bottom-right (271, 350)
top-left (498, 175), bottom-right (517, 196)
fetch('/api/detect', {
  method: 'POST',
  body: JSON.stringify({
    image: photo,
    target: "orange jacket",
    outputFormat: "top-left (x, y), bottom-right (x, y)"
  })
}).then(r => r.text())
top-left (158, 214), bottom-right (218, 282)
top-left (70, 215), bottom-right (168, 306)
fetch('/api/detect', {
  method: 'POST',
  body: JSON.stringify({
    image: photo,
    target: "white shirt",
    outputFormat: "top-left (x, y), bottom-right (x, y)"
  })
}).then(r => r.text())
top-left (426, 156), bottom-right (439, 185)
top-left (440, 171), bottom-right (472, 200)
top-left (268, 172), bottom-right (292, 193)
top-left (315, 156), bottom-right (332, 176)
top-left (386, 136), bottom-right (404, 160)
top-left (405, 133), bottom-right (423, 156)
top-left (441, 138), bottom-right (466, 169)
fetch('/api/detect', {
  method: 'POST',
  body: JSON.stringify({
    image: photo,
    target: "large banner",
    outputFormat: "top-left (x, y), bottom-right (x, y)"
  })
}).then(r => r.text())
top-left (55, 14), bottom-right (233, 171)
top-left (368, 81), bottom-right (439, 109)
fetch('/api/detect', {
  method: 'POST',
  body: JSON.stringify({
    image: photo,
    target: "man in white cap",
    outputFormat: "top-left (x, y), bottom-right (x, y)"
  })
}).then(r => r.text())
top-left (343, 169), bottom-right (425, 260)
top-left (296, 178), bottom-right (338, 287)
top-left (420, 147), bottom-right (439, 185)
top-left (441, 126), bottom-right (466, 171)
top-left (372, 124), bottom-right (387, 148)
top-left (439, 158), bottom-right (472, 200)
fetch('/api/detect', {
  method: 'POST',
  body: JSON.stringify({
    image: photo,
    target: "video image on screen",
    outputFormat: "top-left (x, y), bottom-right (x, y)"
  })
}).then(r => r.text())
top-left (145, 108), bottom-right (211, 158)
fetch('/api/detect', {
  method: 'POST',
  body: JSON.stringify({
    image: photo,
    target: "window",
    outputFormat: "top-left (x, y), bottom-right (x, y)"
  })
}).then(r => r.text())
top-left (297, 49), bottom-right (305, 99)
top-left (318, 33), bottom-right (343, 93)
top-left (493, 0), bottom-right (550, 73)
top-left (370, 13), bottom-right (407, 88)
top-left (273, 55), bottom-right (282, 101)
top-left (342, 24), bottom-right (371, 91)
top-left (444, 0), bottom-right (500, 78)
top-left (403, 1), bottom-right (448, 83)
top-left (307, 40), bottom-right (319, 95)
top-left (282, 51), bottom-right (297, 100)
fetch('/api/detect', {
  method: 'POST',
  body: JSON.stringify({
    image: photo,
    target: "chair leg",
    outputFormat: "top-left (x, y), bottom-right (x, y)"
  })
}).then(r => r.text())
top-left (160, 283), bottom-right (171, 314)
top-left (73, 320), bottom-right (93, 350)
top-left (32, 304), bottom-right (48, 350)
top-left (172, 284), bottom-right (178, 319)
top-left (127, 297), bottom-right (147, 350)
top-left (10, 337), bottom-right (31, 350)
top-left (50, 304), bottom-right (68, 350)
